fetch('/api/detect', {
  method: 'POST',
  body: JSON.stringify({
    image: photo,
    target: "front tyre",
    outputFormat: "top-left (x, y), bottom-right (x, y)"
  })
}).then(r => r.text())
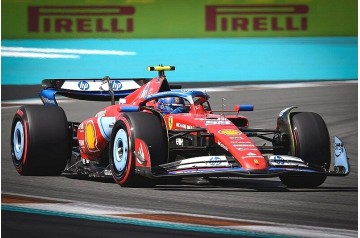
top-left (109, 120), bottom-right (134, 186)
top-left (280, 112), bottom-right (331, 188)
top-left (109, 112), bottom-right (167, 187)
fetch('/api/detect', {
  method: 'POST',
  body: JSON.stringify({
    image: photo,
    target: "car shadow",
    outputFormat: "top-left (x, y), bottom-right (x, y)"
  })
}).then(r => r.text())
top-left (154, 177), bottom-right (358, 193)
top-left (63, 175), bottom-right (357, 192)
top-left (64, 174), bottom-right (116, 184)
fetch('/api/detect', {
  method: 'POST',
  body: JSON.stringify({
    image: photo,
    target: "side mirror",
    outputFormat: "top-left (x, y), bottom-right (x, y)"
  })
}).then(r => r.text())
top-left (234, 105), bottom-right (254, 112)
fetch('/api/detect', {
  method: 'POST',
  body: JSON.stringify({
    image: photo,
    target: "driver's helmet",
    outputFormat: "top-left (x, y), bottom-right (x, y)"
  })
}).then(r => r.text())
top-left (157, 97), bottom-right (186, 114)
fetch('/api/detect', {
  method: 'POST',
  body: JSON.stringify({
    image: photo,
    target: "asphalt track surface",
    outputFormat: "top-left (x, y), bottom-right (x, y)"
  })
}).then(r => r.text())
top-left (1, 82), bottom-right (358, 237)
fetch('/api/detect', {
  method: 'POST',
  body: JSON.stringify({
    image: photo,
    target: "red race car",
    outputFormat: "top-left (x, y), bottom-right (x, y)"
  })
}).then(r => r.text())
top-left (11, 65), bottom-right (350, 187)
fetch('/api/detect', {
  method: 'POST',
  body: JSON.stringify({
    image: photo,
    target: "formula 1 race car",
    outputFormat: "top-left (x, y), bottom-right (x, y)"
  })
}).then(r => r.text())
top-left (10, 65), bottom-right (350, 188)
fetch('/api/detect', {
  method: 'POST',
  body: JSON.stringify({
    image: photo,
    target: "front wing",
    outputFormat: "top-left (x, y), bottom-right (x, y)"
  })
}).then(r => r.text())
top-left (148, 136), bottom-right (350, 178)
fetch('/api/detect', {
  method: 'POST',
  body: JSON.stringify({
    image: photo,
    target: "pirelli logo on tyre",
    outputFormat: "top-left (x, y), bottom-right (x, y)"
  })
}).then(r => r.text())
top-left (28, 6), bottom-right (135, 34)
top-left (205, 5), bottom-right (309, 32)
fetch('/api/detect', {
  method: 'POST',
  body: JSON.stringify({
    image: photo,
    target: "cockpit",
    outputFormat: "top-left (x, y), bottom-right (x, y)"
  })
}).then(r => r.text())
top-left (142, 90), bottom-right (211, 115)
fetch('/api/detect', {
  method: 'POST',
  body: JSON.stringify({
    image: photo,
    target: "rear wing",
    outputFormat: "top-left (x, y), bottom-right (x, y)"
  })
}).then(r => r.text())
top-left (39, 65), bottom-right (180, 106)
top-left (39, 77), bottom-right (150, 106)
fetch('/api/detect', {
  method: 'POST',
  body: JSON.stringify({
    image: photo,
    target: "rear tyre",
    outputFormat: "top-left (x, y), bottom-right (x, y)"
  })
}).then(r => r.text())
top-left (109, 112), bottom-right (167, 187)
top-left (10, 105), bottom-right (71, 175)
top-left (280, 112), bottom-right (330, 188)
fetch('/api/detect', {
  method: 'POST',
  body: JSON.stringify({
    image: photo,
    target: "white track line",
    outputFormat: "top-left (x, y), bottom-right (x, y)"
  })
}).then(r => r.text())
top-left (1, 46), bottom-right (136, 58)
top-left (2, 46), bottom-right (136, 56)
top-left (1, 51), bottom-right (80, 59)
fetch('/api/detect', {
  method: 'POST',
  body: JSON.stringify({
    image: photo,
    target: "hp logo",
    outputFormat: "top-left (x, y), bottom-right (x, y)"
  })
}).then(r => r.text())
top-left (111, 80), bottom-right (122, 90)
top-left (78, 81), bottom-right (90, 91)
top-left (209, 156), bottom-right (221, 166)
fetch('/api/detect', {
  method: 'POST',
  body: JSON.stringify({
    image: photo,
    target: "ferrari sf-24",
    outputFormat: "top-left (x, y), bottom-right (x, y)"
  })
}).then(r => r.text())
top-left (11, 66), bottom-right (350, 187)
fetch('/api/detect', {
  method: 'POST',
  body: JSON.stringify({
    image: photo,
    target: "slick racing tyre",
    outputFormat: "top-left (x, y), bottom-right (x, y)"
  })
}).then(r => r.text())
top-left (11, 105), bottom-right (71, 175)
top-left (109, 112), bottom-right (167, 187)
top-left (280, 112), bottom-right (331, 188)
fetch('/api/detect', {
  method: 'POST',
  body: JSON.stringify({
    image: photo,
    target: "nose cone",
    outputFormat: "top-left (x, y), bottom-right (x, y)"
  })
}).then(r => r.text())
top-left (211, 127), bottom-right (268, 170)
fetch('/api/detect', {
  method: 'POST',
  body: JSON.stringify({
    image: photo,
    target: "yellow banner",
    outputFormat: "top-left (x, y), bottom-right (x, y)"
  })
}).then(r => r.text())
top-left (2, 0), bottom-right (357, 38)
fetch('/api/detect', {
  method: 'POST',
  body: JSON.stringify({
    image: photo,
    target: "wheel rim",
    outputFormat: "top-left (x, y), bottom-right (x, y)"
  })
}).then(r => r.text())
top-left (113, 129), bottom-right (128, 173)
top-left (13, 121), bottom-right (25, 161)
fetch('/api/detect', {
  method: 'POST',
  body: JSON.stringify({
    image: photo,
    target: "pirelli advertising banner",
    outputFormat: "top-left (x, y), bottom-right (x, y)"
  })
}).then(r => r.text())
top-left (2, 0), bottom-right (357, 39)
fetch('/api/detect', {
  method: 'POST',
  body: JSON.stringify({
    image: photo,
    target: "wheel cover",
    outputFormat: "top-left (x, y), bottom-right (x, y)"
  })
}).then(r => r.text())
top-left (13, 121), bottom-right (25, 161)
top-left (113, 129), bottom-right (128, 173)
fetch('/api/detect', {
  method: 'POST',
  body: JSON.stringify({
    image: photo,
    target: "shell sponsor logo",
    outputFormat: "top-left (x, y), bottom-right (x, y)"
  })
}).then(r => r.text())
top-left (218, 129), bottom-right (241, 136)
top-left (85, 120), bottom-right (99, 152)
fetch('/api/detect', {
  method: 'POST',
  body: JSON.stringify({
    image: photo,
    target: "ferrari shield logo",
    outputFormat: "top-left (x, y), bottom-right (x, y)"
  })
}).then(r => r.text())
top-left (168, 116), bottom-right (173, 129)
top-left (254, 159), bottom-right (259, 165)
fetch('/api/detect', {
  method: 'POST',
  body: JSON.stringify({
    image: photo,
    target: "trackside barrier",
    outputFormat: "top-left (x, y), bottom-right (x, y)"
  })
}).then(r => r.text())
top-left (2, 0), bottom-right (357, 38)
